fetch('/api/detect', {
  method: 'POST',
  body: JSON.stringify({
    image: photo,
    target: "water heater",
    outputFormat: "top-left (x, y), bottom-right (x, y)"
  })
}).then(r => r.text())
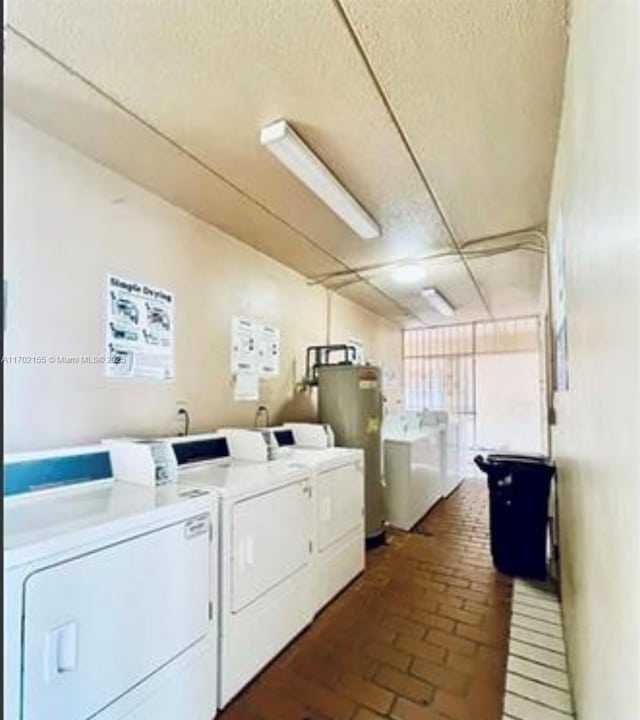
top-left (316, 364), bottom-right (386, 546)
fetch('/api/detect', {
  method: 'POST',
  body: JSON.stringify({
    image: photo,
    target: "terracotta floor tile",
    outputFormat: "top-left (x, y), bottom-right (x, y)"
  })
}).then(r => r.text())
top-left (363, 640), bottom-right (413, 672)
top-left (243, 684), bottom-right (325, 720)
top-left (426, 628), bottom-right (477, 657)
top-left (394, 636), bottom-right (447, 665)
top-left (333, 673), bottom-right (394, 714)
top-left (279, 675), bottom-right (356, 720)
top-left (354, 708), bottom-right (387, 720)
top-left (432, 688), bottom-right (477, 720)
top-left (389, 697), bottom-right (448, 720)
top-left (373, 665), bottom-right (435, 705)
top-left (409, 657), bottom-right (469, 695)
top-left (381, 614), bottom-right (427, 640)
top-left (218, 479), bottom-right (511, 720)
top-left (410, 610), bottom-right (455, 634)
top-left (437, 604), bottom-right (483, 626)
top-left (455, 622), bottom-right (508, 649)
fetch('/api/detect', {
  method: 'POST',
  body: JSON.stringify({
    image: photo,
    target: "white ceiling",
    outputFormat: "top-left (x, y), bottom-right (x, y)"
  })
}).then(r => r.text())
top-left (4, 0), bottom-right (568, 326)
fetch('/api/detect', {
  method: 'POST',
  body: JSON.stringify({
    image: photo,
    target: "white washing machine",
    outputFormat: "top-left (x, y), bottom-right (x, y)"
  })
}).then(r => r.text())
top-left (383, 427), bottom-right (443, 530)
top-left (161, 432), bottom-right (315, 708)
top-left (263, 425), bottom-right (365, 614)
top-left (443, 416), bottom-right (464, 497)
top-left (4, 444), bottom-right (217, 720)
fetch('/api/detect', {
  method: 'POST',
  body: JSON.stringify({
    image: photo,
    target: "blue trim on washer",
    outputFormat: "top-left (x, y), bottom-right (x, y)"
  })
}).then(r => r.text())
top-left (3, 452), bottom-right (113, 496)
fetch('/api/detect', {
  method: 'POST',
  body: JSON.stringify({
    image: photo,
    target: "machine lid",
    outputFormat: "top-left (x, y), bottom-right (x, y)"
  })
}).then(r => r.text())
top-left (486, 452), bottom-right (552, 465)
top-left (282, 447), bottom-right (363, 472)
top-left (383, 427), bottom-right (442, 444)
top-left (177, 459), bottom-right (309, 499)
top-left (4, 480), bottom-right (211, 568)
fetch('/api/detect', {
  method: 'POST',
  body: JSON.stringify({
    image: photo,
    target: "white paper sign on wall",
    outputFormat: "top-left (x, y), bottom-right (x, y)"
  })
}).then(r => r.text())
top-left (231, 317), bottom-right (258, 374)
top-left (231, 316), bottom-right (280, 379)
top-left (106, 274), bottom-right (174, 381)
top-left (257, 324), bottom-right (280, 377)
top-left (234, 370), bottom-right (259, 401)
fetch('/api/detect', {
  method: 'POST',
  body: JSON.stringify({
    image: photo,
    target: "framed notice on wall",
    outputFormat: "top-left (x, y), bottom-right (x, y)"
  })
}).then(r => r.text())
top-left (105, 274), bottom-right (175, 381)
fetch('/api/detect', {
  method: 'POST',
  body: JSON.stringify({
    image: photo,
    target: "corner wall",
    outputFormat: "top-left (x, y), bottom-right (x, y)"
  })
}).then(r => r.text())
top-left (546, 1), bottom-right (640, 717)
top-left (3, 114), bottom-right (403, 452)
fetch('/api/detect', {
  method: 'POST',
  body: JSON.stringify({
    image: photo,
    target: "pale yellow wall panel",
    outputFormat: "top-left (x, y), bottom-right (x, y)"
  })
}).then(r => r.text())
top-left (3, 114), bottom-right (401, 451)
top-left (546, 1), bottom-right (640, 717)
top-left (3, 32), bottom-right (343, 280)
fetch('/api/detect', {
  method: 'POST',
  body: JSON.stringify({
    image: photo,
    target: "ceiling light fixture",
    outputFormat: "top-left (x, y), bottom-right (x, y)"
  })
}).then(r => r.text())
top-left (260, 120), bottom-right (380, 240)
top-left (421, 287), bottom-right (455, 316)
top-left (390, 265), bottom-right (427, 284)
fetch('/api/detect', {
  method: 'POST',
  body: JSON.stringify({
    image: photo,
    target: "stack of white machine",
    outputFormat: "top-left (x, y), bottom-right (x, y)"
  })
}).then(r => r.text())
top-left (5, 426), bottom-right (365, 718)
top-left (4, 444), bottom-right (217, 720)
top-left (108, 430), bottom-right (315, 708)
top-left (382, 410), bottom-right (459, 530)
top-left (249, 422), bottom-right (365, 613)
top-left (419, 410), bottom-right (463, 497)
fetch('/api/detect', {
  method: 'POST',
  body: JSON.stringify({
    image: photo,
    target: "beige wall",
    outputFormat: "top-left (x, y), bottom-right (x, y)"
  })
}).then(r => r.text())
top-left (3, 114), bottom-right (403, 453)
top-left (546, 1), bottom-right (640, 718)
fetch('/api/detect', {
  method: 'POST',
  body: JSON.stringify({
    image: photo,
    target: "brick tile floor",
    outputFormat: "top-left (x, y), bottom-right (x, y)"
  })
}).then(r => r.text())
top-left (218, 479), bottom-right (512, 720)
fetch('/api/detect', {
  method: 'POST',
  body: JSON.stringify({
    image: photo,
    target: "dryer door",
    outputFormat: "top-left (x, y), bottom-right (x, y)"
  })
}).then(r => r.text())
top-left (21, 514), bottom-right (210, 720)
top-left (316, 462), bottom-right (364, 552)
top-left (231, 480), bottom-right (311, 612)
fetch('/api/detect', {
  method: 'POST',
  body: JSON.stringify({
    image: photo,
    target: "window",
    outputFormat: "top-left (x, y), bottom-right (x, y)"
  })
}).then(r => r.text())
top-left (404, 317), bottom-right (543, 461)
top-left (404, 323), bottom-right (473, 414)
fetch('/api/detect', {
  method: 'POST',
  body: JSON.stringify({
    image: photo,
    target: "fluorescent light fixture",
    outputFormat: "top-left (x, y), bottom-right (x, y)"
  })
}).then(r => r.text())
top-left (391, 264), bottom-right (427, 284)
top-left (421, 287), bottom-right (455, 316)
top-left (260, 120), bottom-right (380, 240)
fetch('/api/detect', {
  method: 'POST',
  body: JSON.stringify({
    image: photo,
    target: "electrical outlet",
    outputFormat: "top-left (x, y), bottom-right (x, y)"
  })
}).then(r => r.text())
top-left (172, 402), bottom-right (190, 435)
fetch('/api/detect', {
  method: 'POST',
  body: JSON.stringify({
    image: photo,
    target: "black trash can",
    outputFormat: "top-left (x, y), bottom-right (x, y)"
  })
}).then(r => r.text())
top-left (474, 453), bottom-right (555, 580)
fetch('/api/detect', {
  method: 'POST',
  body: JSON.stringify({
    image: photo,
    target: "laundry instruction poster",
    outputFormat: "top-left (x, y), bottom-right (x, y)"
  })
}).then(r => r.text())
top-left (231, 317), bottom-right (258, 374)
top-left (257, 324), bottom-right (280, 377)
top-left (231, 317), bottom-right (280, 378)
top-left (106, 274), bottom-right (175, 381)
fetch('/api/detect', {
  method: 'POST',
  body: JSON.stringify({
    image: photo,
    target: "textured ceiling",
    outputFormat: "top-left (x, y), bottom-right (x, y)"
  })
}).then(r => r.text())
top-left (4, 0), bottom-right (568, 327)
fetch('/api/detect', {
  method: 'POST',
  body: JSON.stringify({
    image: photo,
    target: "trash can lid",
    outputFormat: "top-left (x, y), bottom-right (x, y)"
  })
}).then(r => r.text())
top-left (487, 452), bottom-right (552, 466)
